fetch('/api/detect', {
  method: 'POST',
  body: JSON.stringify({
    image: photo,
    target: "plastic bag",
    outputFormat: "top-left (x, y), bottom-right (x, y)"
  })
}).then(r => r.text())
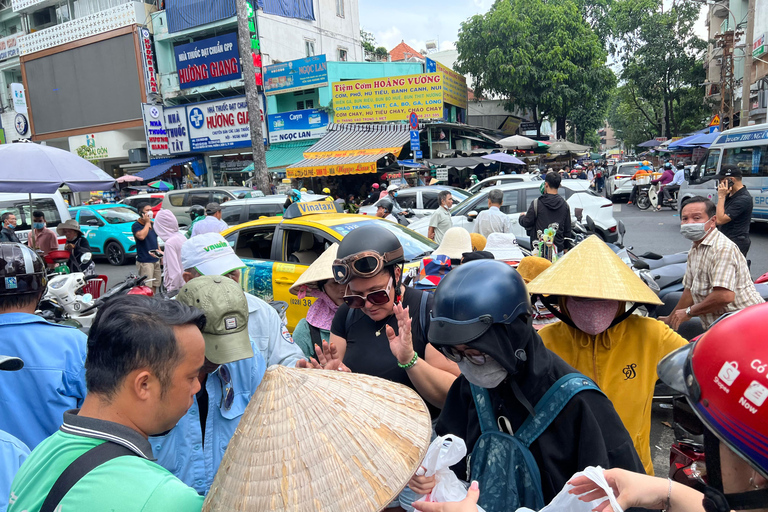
top-left (516, 466), bottom-right (623, 512)
top-left (416, 435), bottom-right (470, 503)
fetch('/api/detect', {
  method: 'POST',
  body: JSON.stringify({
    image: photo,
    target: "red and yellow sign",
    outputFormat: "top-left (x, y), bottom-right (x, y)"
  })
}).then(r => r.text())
top-left (709, 115), bottom-right (721, 127)
top-left (332, 73), bottom-right (444, 123)
top-left (303, 147), bottom-right (404, 159)
top-left (287, 160), bottom-right (378, 178)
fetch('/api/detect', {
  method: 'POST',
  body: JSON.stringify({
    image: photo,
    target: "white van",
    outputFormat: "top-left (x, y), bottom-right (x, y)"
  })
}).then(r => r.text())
top-left (680, 123), bottom-right (768, 222)
top-left (0, 192), bottom-right (71, 247)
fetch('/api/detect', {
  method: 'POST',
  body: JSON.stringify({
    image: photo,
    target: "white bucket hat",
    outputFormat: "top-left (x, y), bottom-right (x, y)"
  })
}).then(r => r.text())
top-left (433, 227), bottom-right (472, 260)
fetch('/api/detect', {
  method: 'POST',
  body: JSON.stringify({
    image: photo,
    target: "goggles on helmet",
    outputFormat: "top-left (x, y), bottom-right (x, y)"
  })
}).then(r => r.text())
top-left (332, 248), bottom-right (403, 285)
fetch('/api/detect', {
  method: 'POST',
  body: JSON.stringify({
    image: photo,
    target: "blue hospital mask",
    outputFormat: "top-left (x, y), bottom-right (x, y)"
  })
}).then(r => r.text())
top-left (33, 222), bottom-right (45, 230)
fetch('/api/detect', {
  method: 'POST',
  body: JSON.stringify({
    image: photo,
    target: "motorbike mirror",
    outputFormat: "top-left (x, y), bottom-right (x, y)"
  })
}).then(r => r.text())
top-left (575, 208), bottom-right (583, 222)
top-left (684, 168), bottom-right (691, 182)
top-left (467, 210), bottom-right (478, 221)
top-left (618, 220), bottom-right (626, 236)
top-left (586, 215), bottom-right (596, 232)
top-left (80, 253), bottom-right (92, 265)
top-left (633, 259), bottom-right (650, 270)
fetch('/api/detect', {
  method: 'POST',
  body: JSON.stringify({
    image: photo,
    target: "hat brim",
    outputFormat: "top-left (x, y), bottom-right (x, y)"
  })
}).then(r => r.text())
top-left (203, 330), bottom-right (254, 365)
top-left (56, 223), bottom-right (83, 236)
top-left (289, 244), bottom-right (338, 296)
top-left (195, 252), bottom-right (246, 277)
top-left (0, 356), bottom-right (23, 371)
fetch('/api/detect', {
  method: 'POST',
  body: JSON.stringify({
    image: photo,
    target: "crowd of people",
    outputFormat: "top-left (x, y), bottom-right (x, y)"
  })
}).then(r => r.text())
top-left (1, 169), bottom-right (766, 512)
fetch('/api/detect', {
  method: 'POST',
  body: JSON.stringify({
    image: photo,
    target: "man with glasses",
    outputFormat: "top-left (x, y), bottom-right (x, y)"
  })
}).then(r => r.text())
top-left (149, 275), bottom-right (267, 495)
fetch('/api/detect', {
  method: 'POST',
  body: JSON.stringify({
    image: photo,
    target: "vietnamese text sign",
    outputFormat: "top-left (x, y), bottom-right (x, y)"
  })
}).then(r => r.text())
top-left (141, 104), bottom-right (170, 157)
top-left (264, 55), bottom-right (328, 96)
top-left (753, 33), bottom-right (765, 58)
top-left (187, 96), bottom-right (266, 152)
top-left (287, 160), bottom-right (378, 179)
top-left (436, 169), bottom-right (449, 181)
top-left (716, 129), bottom-right (768, 144)
top-left (174, 32), bottom-right (241, 90)
top-left (139, 28), bottom-right (159, 96)
top-left (426, 58), bottom-right (468, 110)
top-left (0, 33), bottom-right (21, 61)
top-left (164, 106), bottom-right (190, 154)
top-left (332, 73), bottom-right (444, 124)
top-left (267, 108), bottom-right (328, 143)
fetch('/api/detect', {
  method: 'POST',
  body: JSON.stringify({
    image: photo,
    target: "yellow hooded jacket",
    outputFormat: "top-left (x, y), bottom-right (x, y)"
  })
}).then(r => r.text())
top-left (538, 313), bottom-right (687, 475)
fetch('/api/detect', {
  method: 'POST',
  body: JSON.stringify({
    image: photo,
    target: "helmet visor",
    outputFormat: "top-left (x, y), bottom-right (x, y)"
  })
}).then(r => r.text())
top-left (657, 343), bottom-right (700, 402)
top-left (332, 248), bottom-right (404, 284)
top-left (428, 315), bottom-right (494, 346)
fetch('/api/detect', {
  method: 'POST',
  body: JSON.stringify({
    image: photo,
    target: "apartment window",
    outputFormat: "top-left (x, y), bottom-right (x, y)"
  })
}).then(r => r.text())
top-left (338, 48), bottom-right (348, 62)
top-left (336, 0), bottom-right (344, 17)
top-left (297, 99), bottom-right (315, 110)
top-left (305, 39), bottom-right (315, 57)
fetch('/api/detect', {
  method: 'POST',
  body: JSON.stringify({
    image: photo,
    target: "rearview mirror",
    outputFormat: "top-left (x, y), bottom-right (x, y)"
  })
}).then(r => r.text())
top-left (575, 208), bottom-right (583, 222)
top-left (86, 219), bottom-right (99, 226)
top-left (80, 253), bottom-right (92, 265)
top-left (467, 210), bottom-right (478, 221)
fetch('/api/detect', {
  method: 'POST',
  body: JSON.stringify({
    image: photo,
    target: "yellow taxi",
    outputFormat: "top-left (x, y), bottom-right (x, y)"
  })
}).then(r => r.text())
top-left (221, 200), bottom-right (437, 331)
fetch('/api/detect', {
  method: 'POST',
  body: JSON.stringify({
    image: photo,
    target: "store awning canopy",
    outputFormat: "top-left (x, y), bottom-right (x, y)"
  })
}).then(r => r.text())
top-left (637, 139), bottom-right (662, 148)
top-left (266, 141), bottom-right (316, 169)
top-left (302, 123), bottom-right (410, 159)
top-left (135, 157), bottom-right (196, 181)
top-left (286, 153), bottom-right (395, 179)
top-left (426, 157), bottom-right (489, 170)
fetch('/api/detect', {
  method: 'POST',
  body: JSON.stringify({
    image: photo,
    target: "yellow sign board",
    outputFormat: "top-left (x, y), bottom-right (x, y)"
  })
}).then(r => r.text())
top-left (296, 201), bottom-right (339, 215)
top-left (426, 59), bottom-right (468, 109)
top-left (303, 147), bottom-right (403, 159)
top-left (287, 160), bottom-right (378, 179)
top-left (709, 115), bottom-right (721, 127)
top-left (332, 73), bottom-right (444, 123)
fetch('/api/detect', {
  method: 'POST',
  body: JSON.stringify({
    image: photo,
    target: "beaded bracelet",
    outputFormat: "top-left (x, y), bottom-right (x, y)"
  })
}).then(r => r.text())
top-left (397, 352), bottom-right (418, 370)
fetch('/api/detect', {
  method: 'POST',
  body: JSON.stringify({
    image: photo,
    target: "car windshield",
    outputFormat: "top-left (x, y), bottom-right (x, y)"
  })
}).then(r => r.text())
top-left (99, 207), bottom-right (140, 224)
top-left (330, 220), bottom-right (437, 261)
top-left (448, 188), bottom-right (469, 204)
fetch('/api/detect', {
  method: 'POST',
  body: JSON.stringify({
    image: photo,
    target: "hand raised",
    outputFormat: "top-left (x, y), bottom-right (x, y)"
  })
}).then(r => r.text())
top-left (385, 302), bottom-right (415, 365)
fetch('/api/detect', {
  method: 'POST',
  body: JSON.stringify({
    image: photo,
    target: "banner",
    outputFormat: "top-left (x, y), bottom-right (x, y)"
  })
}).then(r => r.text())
top-left (332, 73), bottom-right (444, 124)
top-left (264, 55), bottom-right (328, 95)
top-left (426, 58), bottom-right (468, 109)
top-left (268, 108), bottom-right (328, 143)
top-left (0, 33), bottom-right (21, 62)
top-left (174, 32), bottom-right (241, 89)
top-left (141, 104), bottom-right (170, 157)
top-left (139, 28), bottom-right (159, 96)
top-left (287, 160), bottom-right (378, 178)
top-left (187, 95), bottom-right (267, 152)
top-left (164, 106), bottom-right (190, 154)
top-left (10, 83), bottom-right (27, 115)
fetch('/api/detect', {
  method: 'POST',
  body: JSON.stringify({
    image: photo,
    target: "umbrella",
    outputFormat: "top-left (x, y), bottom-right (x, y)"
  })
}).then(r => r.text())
top-left (637, 139), bottom-right (662, 148)
top-left (546, 140), bottom-right (591, 153)
top-left (116, 175), bottom-right (143, 183)
top-left (0, 142), bottom-right (115, 193)
top-left (497, 135), bottom-right (540, 150)
top-left (148, 180), bottom-right (175, 191)
top-left (482, 153), bottom-right (525, 165)
top-left (680, 130), bottom-right (720, 147)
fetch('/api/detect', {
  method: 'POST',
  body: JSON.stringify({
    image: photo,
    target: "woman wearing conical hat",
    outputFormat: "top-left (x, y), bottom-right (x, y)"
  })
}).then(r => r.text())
top-left (527, 235), bottom-right (688, 476)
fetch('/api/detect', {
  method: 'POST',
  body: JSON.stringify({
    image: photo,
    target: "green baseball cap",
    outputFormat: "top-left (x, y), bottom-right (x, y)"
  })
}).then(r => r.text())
top-left (177, 275), bottom-right (253, 365)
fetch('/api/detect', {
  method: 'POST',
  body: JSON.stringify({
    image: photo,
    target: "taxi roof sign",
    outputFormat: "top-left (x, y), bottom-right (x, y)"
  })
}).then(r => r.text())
top-left (709, 115), bottom-right (721, 127)
top-left (284, 200), bottom-right (342, 219)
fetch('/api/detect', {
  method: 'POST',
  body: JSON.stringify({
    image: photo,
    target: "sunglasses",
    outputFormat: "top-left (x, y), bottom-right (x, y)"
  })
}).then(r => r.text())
top-left (439, 346), bottom-right (487, 366)
top-left (332, 248), bottom-right (404, 285)
top-left (343, 276), bottom-right (393, 309)
top-left (217, 365), bottom-right (234, 411)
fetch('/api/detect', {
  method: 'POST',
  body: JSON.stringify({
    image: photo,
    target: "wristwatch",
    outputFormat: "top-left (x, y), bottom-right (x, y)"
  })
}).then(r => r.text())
top-left (685, 306), bottom-right (694, 317)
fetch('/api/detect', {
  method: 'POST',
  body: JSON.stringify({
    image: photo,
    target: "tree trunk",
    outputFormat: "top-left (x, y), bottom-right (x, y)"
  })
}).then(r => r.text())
top-left (557, 116), bottom-right (567, 139)
top-left (533, 107), bottom-right (541, 138)
top-left (235, 0), bottom-right (270, 196)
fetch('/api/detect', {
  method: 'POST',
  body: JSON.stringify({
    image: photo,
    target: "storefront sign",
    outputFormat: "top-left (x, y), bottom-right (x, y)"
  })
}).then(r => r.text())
top-left (287, 160), bottom-right (378, 178)
top-left (0, 33), bottom-right (21, 61)
top-left (68, 130), bottom-right (134, 160)
top-left (267, 108), bottom-right (328, 143)
top-left (716, 129), bottom-right (768, 144)
top-left (264, 55), bottom-right (328, 96)
top-left (164, 106), bottom-right (190, 154)
top-left (174, 32), bottom-right (241, 90)
top-left (141, 104), bottom-right (170, 157)
top-left (426, 58), bottom-right (468, 110)
top-left (332, 73), bottom-right (444, 123)
top-left (187, 95), bottom-right (266, 152)
top-left (139, 28), bottom-right (159, 96)
top-left (10, 83), bottom-right (27, 115)
top-left (753, 33), bottom-right (766, 58)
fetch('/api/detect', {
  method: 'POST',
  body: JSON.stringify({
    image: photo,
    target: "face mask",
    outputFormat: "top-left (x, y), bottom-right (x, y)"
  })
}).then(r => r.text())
top-left (681, 221), bottom-right (710, 241)
top-left (566, 297), bottom-right (619, 336)
top-left (33, 222), bottom-right (45, 230)
top-left (5, 222), bottom-right (14, 229)
top-left (457, 355), bottom-right (508, 388)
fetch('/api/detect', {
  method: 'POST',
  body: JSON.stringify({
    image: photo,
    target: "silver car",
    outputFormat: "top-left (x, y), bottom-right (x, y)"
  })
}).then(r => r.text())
top-left (605, 161), bottom-right (643, 201)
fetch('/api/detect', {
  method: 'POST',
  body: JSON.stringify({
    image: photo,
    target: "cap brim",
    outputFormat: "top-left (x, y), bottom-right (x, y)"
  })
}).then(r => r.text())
top-left (0, 356), bottom-right (23, 371)
top-left (203, 331), bottom-right (254, 365)
top-left (195, 252), bottom-right (246, 277)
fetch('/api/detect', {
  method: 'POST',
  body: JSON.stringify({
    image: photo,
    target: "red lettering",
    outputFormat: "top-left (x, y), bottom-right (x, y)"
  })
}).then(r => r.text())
top-left (206, 113), bottom-right (235, 129)
top-left (237, 111), bottom-right (248, 124)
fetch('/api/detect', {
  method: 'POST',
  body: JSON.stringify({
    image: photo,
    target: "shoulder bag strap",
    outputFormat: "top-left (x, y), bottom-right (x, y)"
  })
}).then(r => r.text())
top-left (40, 442), bottom-right (137, 512)
top-left (469, 383), bottom-right (498, 434)
top-left (515, 373), bottom-right (603, 448)
top-left (308, 323), bottom-right (323, 349)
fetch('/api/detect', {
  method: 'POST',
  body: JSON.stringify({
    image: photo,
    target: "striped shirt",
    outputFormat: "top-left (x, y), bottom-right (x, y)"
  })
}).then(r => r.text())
top-left (683, 228), bottom-right (764, 328)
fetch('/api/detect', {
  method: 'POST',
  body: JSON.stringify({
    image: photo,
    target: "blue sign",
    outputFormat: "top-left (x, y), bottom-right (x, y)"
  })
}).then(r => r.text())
top-left (414, 150), bottom-right (423, 159)
top-left (264, 55), bottom-right (328, 96)
top-left (174, 32), bottom-right (241, 90)
top-left (716, 129), bottom-right (768, 145)
top-left (409, 112), bottom-right (418, 130)
top-left (267, 108), bottom-right (329, 144)
top-left (410, 130), bottom-right (421, 151)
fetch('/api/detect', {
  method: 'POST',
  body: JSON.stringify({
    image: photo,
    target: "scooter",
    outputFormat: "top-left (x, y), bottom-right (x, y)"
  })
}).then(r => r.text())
top-left (637, 183), bottom-right (677, 211)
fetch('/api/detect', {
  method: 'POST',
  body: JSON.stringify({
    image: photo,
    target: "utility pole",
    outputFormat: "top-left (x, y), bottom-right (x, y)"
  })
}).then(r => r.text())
top-left (715, 28), bottom-right (741, 131)
top-left (235, 0), bottom-right (270, 195)
top-left (740, 0), bottom-right (756, 126)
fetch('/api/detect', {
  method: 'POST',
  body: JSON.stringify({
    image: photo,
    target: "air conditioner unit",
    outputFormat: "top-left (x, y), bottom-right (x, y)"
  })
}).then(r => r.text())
top-left (759, 90), bottom-right (768, 109)
top-left (128, 148), bottom-right (148, 164)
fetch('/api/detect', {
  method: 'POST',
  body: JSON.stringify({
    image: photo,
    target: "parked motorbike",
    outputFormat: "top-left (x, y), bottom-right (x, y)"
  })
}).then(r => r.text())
top-left (637, 183), bottom-right (677, 211)
top-left (43, 250), bottom-right (75, 276)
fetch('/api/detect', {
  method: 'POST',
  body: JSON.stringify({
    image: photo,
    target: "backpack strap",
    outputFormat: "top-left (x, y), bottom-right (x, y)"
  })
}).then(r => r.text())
top-left (469, 383), bottom-right (499, 434)
top-left (40, 441), bottom-right (137, 512)
top-left (308, 323), bottom-right (323, 351)
top-left (533, 197), bottom-right (538, 218)
top-left (515, 373), bottom-right (603, 447)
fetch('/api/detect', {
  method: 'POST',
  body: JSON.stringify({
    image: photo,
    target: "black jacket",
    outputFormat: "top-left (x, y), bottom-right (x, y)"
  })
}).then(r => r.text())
top-left (519, 193), bottom-right (572, 251)
top-left (0, 227), bottom-right (19, 243)
top-left (435, 325), bottom-right (644, 503)
top-left (67, 235), bottom-right (92, 272)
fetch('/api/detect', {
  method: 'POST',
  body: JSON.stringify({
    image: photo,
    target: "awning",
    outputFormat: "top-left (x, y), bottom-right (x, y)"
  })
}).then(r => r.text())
top-left (266, 140), bottom-right (316, 169)
top-left (135, 157), bottom-right (196, 181)
top-left (167, 0), bottom-right (236, 33)
top-left (302, 123), bottom-right (410, 159)
top-left (286, 153), bottom-right (393, 179)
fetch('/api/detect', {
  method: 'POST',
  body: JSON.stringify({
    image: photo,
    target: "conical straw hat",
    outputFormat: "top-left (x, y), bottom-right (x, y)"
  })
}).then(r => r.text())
top-left (202, 366), bottom-right (432, 512)
top-left (289, 243), bottom-right (338, 296)
top-left (527, 235), bottom-right (663, 305)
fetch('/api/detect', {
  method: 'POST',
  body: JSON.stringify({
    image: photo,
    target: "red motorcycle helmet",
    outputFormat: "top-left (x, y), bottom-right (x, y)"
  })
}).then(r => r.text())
top-left (127, 285), bottom-right (153, 297)
top-left (659, 303), bottom-right (768, 487)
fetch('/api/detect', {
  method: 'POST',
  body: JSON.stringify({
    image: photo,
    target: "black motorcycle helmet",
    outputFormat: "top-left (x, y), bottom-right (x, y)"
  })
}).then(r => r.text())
top-left (333, 224), bottom-right (405, 285)
top-left (0, 242), bottom-right (47, 296)
top-left (664, 162), bottom-right (673, 170)
top-left (186, 205), bottom-right (205, 221)
top-left (377, 198), bottom-right (393, 214)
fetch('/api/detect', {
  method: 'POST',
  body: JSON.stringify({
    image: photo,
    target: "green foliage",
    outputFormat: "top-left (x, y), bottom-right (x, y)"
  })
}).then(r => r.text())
top-left (361, 29), bottom-right (376, 54)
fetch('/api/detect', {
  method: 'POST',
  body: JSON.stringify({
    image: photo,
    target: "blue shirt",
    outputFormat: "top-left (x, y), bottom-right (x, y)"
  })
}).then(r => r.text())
top-left (0, 429), bottom-right (29, 512)
top-left (0, 314), bottom-right (87, 450)
top-left (149, 341), bottom-right (266, 495)
top-left (671, 169), bottom-right (685, 186)
top-left (131, 221), bottom-right (159, 263)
